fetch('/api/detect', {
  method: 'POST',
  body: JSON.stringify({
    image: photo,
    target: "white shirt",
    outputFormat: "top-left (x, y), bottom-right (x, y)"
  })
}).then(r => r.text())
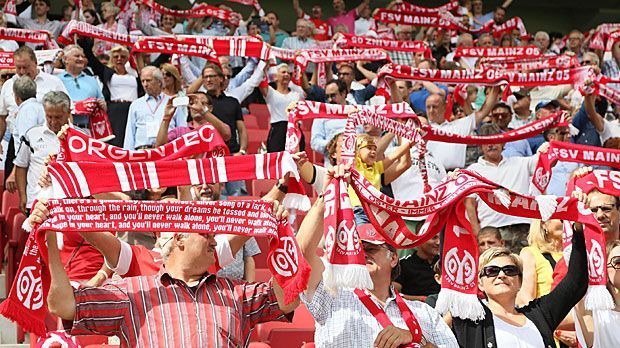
top-left (14, 124), bottom-right (61, 206)
top-left (0, 40), bottom-right (19, 52)
top-left (427, 113), bottom-right (477, 170)
top-left (265, 84), bottom-right (304, 123)
top-left (592, 309), bottom-right (620, 348)
top-left (12, 98), bottom-right (46, 154)
top-left (492, 314), bottom-right (545, 348)
top-left (0, 71), bottom-right (67, 131)
top-left (599, 119), bottom-right (620, 144)
top-left (109, 74), bottom-right (138, 102)
top-left (467, 155), bottom-right (538, 228)
top-left (354, 17), bottom-right (375, 36)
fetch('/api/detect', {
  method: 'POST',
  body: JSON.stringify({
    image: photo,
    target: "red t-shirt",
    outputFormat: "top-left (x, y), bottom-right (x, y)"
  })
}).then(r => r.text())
top-left (301, 12), bottom-right (331, 41)
top-left (124, 244), bottom-right (162, 278)
top-left (60, 232), bottom-right (104, 281)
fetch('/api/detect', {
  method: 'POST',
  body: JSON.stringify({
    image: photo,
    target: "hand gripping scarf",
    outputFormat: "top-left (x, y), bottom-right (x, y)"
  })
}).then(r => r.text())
top-left (321, 110), bottom-right (613, 320)
top-left (72, 98), bottom-right (114, 142)
top-left (136, 0), bottom-right (242, 25)
top-left (533, 141), bottom-right (620, 193)
top-left (392, 0), bottom-right (460, 14)
top-left (334, 33), bottom-right (432, 59)
top-left (0, 198), bottom-right (310, 336)
top-left (0, 27), bottom-right (58, 49)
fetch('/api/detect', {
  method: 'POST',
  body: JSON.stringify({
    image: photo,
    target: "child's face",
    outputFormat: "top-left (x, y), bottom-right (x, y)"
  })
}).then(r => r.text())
top-left (358, 145), bottom-right (377, 165)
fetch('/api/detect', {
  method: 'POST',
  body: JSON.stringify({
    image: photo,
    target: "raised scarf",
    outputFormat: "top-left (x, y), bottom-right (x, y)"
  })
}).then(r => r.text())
top-left (0, 198), bottom-right (310, 336)
top-left (136, 0), bottom-right (241, 25)
top-left (291, 49), bottom-right (391, 86)
top-left (589, 23), bottom-right (620, 51)
top-left (0, 52), bottom-right (13, 69)
top-left (57, 124), bottom-right (228, 163)
top-left (72, 98), bottom-right (115, 142)
top-left (479, 55), bottom-right (580, 71)
top-left (132, 37), bottom-right (220, 63)
top-left (605, 30), bottom-right (620, 51)
top-left (58, 20), bottom-right (138, 47)
top-left (334, 33), bottom-right (432, 59)
top-left (454, 45), bottom-right (541, 59)
top-left (533, 141), bottom-right (620, 193)
top-left (392, 0), bottom-right (460, 14)
top-left (184, 36), bottom-right (271, 61)
top-left (2, 0), bottom-right (16, 23)
top-left (0, 27), bottom-right (58, 49)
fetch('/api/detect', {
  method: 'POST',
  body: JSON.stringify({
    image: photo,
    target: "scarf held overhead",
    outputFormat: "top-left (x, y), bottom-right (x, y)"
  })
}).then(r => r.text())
top-left (136, 0), bottom-right (241, 25)
top-left (0, 199), bottom-right (310, 336)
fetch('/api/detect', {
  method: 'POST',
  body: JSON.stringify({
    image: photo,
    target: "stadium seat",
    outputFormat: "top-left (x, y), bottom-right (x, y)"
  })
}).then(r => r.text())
top-left (251, 179), bottom-right (277, 198)
top-left (254, 234), bottom-right (271, 269)
top-left (7, 212), bottom-right (27, 296)
top-left (255, 304), bottom-right (315, 343)
top-left (244, 114), bottom-right (260, 130)
top-left (254, 268), bottom-right (271, 282)
top-left (300, 343), bottom-right (316, 348)
top-left (248, 103), bottom-right (271, 130)
top-left (0, 190), bottom-right (20, 268)
top-left (267, 328), bottom-right (314, 348)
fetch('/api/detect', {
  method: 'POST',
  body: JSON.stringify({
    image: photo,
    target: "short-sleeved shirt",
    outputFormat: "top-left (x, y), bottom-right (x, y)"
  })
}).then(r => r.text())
top-left (12, 98), bottom-right (46, 154)
top-left (427, 114), bottom-right (477, 170)
top-left (217, 237), bottom-right (261, 280)
top-left (348, 159), bottom-right (384, 207)
top-left (300, 13), bottom-right (331, 41)
top-left (328, 9), bottom-right (357, 34)
top-left (57, 71), bottom-right (104, 101)
top-left (408, 85), bottom-right (449, 113)
top-left (59, 232), bottom-right (104, 281)
top-left (599, 119), bottom-right (620, 144)
top-left (69, 271), bottom-right (292, 347)
top-left (395, 253), bottom-right (441, 296)
top-left (0, 71), bottom-right (67, 123)
top-left (210, 92), bottom-right (244, 153)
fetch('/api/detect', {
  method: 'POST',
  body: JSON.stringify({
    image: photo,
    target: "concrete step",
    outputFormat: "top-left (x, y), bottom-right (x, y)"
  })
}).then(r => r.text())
top-left (0, 273), bottom-right (6, 299)
top-left (0, 315), bottom-right (17, 344)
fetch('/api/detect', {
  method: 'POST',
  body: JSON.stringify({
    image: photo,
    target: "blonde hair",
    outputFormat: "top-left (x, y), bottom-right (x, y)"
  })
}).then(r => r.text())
top-left (478, 247), bottom-right (523, 278)
top-left (107, 45), bottom-right (129, 68)
top-left (527, 219), bottom-right (560, 253)
top-left (160, 63), bottom-right (182, 93)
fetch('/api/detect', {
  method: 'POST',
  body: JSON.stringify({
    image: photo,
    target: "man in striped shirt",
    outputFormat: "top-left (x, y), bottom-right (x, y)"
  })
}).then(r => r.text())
top-left (44, 202), bottom-right (299, 347)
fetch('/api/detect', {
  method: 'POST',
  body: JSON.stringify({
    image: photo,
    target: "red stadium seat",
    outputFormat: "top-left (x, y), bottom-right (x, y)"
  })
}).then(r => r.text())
top-left (255, 304), bottom-right (315, 343)
top-left (255, 268), bottom-right (271, 282)
top-left (7, 212), bottom-right (27, 295)
top-left (251, 179), bottom-right (276, 198)
top-left (244, 114), bottom-right (260, 130)
top-left (301, 343), bottom-right (316, 348)
top-left (0, 190), bottom-right (20, 268)
top-left (267, 328), bottom-right (314, 348)
top-left (254, 234), bottom-right (270, 269)
top-left (248, 104), bottom-right (271, 130)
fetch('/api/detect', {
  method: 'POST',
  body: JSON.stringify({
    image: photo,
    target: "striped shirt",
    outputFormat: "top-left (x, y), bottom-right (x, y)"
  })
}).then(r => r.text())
top-left (69, 270), bottom-right (292, 347)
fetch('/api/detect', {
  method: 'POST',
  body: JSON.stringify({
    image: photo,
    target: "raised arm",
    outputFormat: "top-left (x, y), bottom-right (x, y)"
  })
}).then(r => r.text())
top-left (584, 93), bottom-right (604, 133)
top-left (46, 231), bottom-right (77, 320)
top-left (381, 139), bottom-right (412, 171)
top-left (355, 0), bottom-right (371, 14)
top-left (474, 86), bottom-right (500, 125)
top-left (383, 139), bottom-right (413, 185)
top-left (516, 248), bottom-right (538, 306)
top-left (296, 191), bottom-right (325, 300)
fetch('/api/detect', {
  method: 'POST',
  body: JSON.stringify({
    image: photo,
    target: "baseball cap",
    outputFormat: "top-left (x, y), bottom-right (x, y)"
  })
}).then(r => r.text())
top-left (513, 88), bottom-right (531, 100)
top-left (358, 224), bottom-right (387, 245)
top-left (535, 99), bottom-right (560, 111)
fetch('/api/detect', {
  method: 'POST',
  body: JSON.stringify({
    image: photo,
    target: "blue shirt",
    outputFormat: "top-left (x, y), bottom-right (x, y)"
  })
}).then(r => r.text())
top-left (57, 71), bottom-right (103, 101)
top-left (503, 139), bottom-right (533, 158)
top-left (123, 93), bottom-right (187, 150)
top-left (572, 103), bottom-right (602, 147)
top-left (408, 85), bottom-right (449, 113)
top-left (547, 161), bottom-right (580, 196)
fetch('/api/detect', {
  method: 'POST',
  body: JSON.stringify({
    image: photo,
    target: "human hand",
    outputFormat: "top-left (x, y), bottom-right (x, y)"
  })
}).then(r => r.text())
top-left (28, 198), bottom-right (49, 227)
top-left (374, 325), bottom-right (413, 348)
top-left (5, 170), bottom-right (16, 193)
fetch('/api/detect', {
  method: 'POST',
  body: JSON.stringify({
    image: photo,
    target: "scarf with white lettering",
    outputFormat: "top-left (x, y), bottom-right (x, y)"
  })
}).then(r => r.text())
top-left (136, 0), bottom-right (241, 25)
top-left (0, 198), bottom-right (310, 336)
top-left (392, 0), bottom-right (460, 14)
top-left (72, 98), bottom-right (115, 142)
top-left (479, 55), bottom-right (580, 70)
top-left (334, 33), bottom-right (432, 59)
top-left (0, 52), bottom-right (12, 69)
top-left (58, 20), bottom-right (138, 46)
top-left (0, 27), bottom-right (58, 49)
top-left (596, 78), bottom-right (620, 106)
top-left (291, 49), bottom-right (391, 86)
top-left (454, 45), bottom-right (541, 59)
top-left (533, 141), bottom-right (620, 193)
top-left (132, 37), bottom-right (220, 63)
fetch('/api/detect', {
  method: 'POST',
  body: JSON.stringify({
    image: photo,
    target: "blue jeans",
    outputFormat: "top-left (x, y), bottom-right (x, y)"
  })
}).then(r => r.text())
top-left (223, 180), bottom-right (247, 198)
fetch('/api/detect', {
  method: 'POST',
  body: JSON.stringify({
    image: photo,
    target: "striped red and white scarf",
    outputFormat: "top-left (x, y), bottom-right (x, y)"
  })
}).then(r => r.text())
top-left (72, 98), bottom-right (115, 142)
top-left (392, 0), bottom-right (460, 14)
top-left (58, 20), bottom-right (138, 46)
top-left (334, 33), bottom-right (432, 59)
top-left (136, 0), bottom-right (242, 25)
top-left (0, 27), bottom-right (58, 49)
top-left (0, 198), bottom-right (309, 336)
top-left (132, 37), bottom-right (220, 63)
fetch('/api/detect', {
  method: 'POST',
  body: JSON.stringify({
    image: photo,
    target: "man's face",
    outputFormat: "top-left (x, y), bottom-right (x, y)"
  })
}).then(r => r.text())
top-left (34, 0), bottom-right (49, 17)
top-left (472, 0), bottom-right (483, 13)
top-left (478, 35), bottom-right (494, 47)
top-left (64, 49), bottom-right (86, 72)
top-left (418, 235), bottom-right (440, 259)
top-left (266, 13), bottom-right (278, 27)
top-left (13, 54), bottom-right (38, 79)
top-left (363, 242), bottom-right (397, 280)
top-left (490, 107), bottom-right (512, 130)
top-left (333, 0), bottom-right (345, 13)
top-left (478, 234), bottom-right (504, 253)
top-left (296, 21), bottom-right (310, 38)
top-left (548, 127), bottom-right (570, 143)
top-left (459, 35), bottom-right (474, 47)
top-left (395, 81), bottom-right (409, 100)
top-left (140, 70), bottom-right (162, 96)
top-left (183, 233), bottom-right (218, 268)
top-left (481, 143), bottom-right (503, 162)
top-left (221, 67), bottom-right (232, 90)
top-left (202, 68), bottom-right (222, 93)
top-left (568, 32), bottom-right (583, 51)
top-left (397, 28), bottom-right (413, 42)
top-left (325, 83), bottom-right (345, 105)
top-left (535, 35), bottom-right (549, 50)
top-left (44, 104), bottom-right (70, 133)
top-left (311, 5), bottom-right (323, 19)
top-left (359, 4), bottom-right (371, 18)
top-left (425, 94), bottom-right (446, 124)
top-left (513, 95), bottom-right (530, 111)
top-left (588, 191), bottom-right (620, 240)
top-left (189, 93), bottom-right (210, 120)
top-left (536, 104), bottom-right (558, 119)
top-left (337, 66), bottom-right (354, 88)
top-left (493, 8), bottom-right (506, 24)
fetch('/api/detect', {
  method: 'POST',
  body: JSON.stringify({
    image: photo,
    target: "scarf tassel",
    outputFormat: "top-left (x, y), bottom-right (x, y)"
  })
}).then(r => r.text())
top-left (584, 285), bottom-right (615, 311)
top-left (435, 288), bottom-right (485, 321)
top-left (322, 263), bottom-right (374, 294)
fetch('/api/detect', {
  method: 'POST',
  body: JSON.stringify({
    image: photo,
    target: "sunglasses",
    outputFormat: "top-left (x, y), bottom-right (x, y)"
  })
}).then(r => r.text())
top-left (163, 71), bottom-right (174, 78)
top-left (590, 204), bottom-right (616, 214)
top-left (480, 265), bottom-right (521, 278)
top-left (582, 60), bottom-right (593, 66)
top-left (491, 112), bottom-right (510, 118)
top-left (338, 71), bottom-right (352, 76)
top-left (608, 256), bottom-right (620, 270)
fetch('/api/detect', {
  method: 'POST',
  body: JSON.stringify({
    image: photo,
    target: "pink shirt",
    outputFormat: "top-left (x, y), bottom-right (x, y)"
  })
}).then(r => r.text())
top-left (328, 9), bottom-right (357, 34)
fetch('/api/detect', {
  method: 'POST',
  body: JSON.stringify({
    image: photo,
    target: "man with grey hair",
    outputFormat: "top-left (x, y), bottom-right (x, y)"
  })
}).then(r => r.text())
top-left (57, 44), bottom-right (105, 129)
top-left (124, 66), bottom-right (186, 150)
top-left (534, 31), bottom-right (551, 54)
top-left (12, 76), bottom-right (45, 155)
top-left (14, 91), bottom-right (72, 214)
top-left (446, 33), bottom-right (476, 69)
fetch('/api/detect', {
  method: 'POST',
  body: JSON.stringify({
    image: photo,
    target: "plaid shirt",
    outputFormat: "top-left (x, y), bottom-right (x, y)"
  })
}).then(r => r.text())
top-left (69, 269), bottom-right (291, 347)
top-left (301, 281), bottom-right (458, 348)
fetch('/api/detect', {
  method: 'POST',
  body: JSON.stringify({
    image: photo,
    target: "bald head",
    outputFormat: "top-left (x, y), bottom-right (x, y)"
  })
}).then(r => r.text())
top-left (426, 94), bottom-right (446, 124)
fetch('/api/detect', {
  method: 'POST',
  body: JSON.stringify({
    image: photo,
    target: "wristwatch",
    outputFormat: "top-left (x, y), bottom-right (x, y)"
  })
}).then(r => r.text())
top-left (239, 149), bottom-right (247, 155)
top-left (276, 181), bottom-right (288, 193)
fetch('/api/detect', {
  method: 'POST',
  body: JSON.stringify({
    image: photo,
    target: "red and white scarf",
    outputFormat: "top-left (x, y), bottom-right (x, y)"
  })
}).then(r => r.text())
top-left (0, 199), bottom-right (310, 336)
top-left (136, 0), bottom-right (241, 25)
top-left (392, 0), bottom-right (460, 14)
top-left (0, 52), bottom-right (13, 69)
top-left (533, 141), bottom-right (620, 193)
top-left (132, 37), bottom-right (220, 63)
top-left (334, 33), bottom-right (432, 59)
top-left (605, 30), bottom-right (620, 51)
top-left (454, 45), bottom-right (541, 59)
top-left (292, 49), bottom-right (391, 86)
top-left (589, 23), bottom-right (620, 51)
top-left (58, 20), bottom-right (138, 46)
top-left (224, 0), bottom-right (263, 12)
top-left (57, 124), bottom-right (228, 164)
top-left (2, 0), bottom-right (17, 23)
top-left (72, 98), bottom-right (115, 142)
top-left (0, 27), bottom-right (58, 49)
top-left (479, 54), bottom-right (580, 71)
top-left (183, 36), bottom-right (271, 61)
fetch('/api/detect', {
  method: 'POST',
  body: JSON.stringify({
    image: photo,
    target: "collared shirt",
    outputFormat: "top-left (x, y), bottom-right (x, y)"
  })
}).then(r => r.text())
top-left (15, 17), bottom-right (66, 49)
top-left (14, 123), bottom-right (60, 206)
top-left (57, 71), bottom-right (104, 101)
top-left (210, 92), bottom-right (244, 153)
top-left (69, 270), bottom-right (291, 347)
top-left (388, 51), bottom-right (415, 66)
top-left (123, 93), bottom-right (187, 150)
top-left (0, 71), bottom-right (67, 128)
top-left (427, 114), bottom-right (477, 170)
top-left (12, 98), bottom-right (46, 155)
top-left (217, 237), bottom-right (260, 280)
top-left (302, 280), bottom-right (458, 348)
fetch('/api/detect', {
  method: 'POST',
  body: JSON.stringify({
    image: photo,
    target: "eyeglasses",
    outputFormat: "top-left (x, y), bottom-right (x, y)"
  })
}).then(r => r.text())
top-left (480, 265), bottom-right (521, 278)
top-left (338, 71), bottom-right (352, 76)
top-left (491, 112), bottom-right (510, 118)
top-left (203, 74), bottom-right (219, 80)
top-left (163, 71), bottom-right (174, 78)
top-left (608, 256), bottom-right (620, 270)
top-left (554, 129), bottom-right (570, 136)
top-left (590, 204), bottom-right (616, 214)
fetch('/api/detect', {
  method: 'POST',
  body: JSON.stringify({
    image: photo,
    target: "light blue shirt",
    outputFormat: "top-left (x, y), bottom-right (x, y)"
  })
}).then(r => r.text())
top-left (547, 161), bottom-right (580, 196)
top-left (13, 98), bottom-right (46, 155)
top-left (57, 71), bottom-right (103, 101)
top-left (502, 139), bottom-right (533, 158)
top-left (123, 93), bottom-right (187, 150)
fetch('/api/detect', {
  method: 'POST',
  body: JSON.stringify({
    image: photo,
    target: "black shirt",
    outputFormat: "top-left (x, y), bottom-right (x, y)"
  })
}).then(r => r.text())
top-left (209, 92), bottom-right (243, 153)
top-left (395, 253), bottom-right (440, 296)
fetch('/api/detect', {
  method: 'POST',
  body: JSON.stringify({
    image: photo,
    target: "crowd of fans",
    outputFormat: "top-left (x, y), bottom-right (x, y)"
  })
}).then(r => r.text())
top-left (0, 0), bottom-right (619, 347)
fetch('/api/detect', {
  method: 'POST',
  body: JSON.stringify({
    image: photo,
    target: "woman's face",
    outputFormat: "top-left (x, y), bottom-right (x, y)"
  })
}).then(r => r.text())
top-left (101, 5), bottom-right (114, 21)
top-left (161, 15), bottom-right (175, 29)
top-left (479, 256), bottom-right (522, 300)
top-left (543, 219), bottom-right (564, 242)
top-left (111, 52), bottom-right (128, 68)
top-left (608, 246), bottom-right (620, 290)
top-left (276, 66), bottom-right (290, 84)
top-left (83, 12), bottom-right (95, 25)
top-left (162, 69), bottom-right (176, 88)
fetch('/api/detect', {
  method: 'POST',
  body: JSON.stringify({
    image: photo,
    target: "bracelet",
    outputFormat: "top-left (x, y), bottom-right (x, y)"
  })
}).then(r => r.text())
top-left (97, 270), bottom-right (109, 280)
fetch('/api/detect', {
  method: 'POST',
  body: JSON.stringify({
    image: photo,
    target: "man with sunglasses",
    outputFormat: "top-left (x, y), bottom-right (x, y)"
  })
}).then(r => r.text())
top-left (489, 102), bottom-right (532, 158)
top-left (306, 62), bottom-right (378, 106)
top-left (297, 170), bottom-right (458, 347)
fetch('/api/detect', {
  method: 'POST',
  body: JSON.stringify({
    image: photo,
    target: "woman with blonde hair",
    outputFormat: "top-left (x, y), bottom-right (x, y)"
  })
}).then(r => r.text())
top-left (94, 2), bottom-right (128, 56)
top-left (516, 219), bottom-right (564, 305)
top-left (160, 63), bottom-right (183, 96)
